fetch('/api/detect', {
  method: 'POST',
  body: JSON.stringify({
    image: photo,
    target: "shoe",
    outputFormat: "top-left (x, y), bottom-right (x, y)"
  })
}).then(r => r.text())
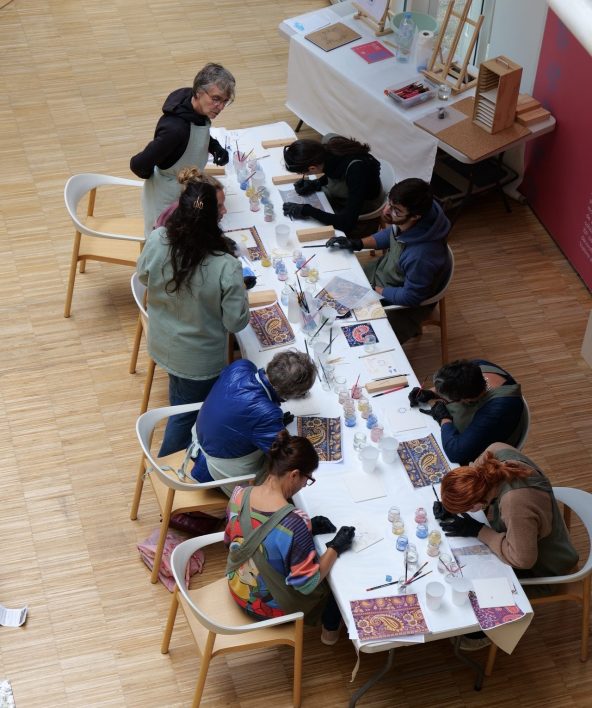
top-left (320, 626), bottom-right (341, 646)
top-left (457, 635), bottom-right (492, 652)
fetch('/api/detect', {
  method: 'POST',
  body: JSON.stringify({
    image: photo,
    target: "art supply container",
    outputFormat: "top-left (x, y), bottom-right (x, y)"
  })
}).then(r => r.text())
top-left (366, 413), bottom-right (378, 429)
top-left (438, 83), bottom-right (451, 101)
top-left (292, 248), bottom-right (303, 263)
top-left (344, 413), bottom-right (357, 427)
top-left (357, 394), bottom-right (369, 412)
top-left (237, 163), bottom-right (249, 186)
top-left (379, 436), bottom-right (398, 463)
top-left (360, 445), bottom-right (379, 473)
top-left (370, 423), bottom-right (384, 443)
top-left (444, 562), bottom-right (461, 583)
top-left (392, 520), bottom-right (405, 536)
top-left (342, 400), bottom-right (355, 416)
top-left (397, 577), bottom-right (408, 595)
top-left (361, 403), bottom-right (372, 420)
top-left (363, 333), bottom-right (377, 354)
top-left (405, 543), bottom-right (419, 571)
top-left (287, 291), bottom-right (300, 322)
top-left (416, 523), bottom-right (429, 539)
top-left (425, 581), bottom-right (446, 611)
top-left (306, 268), bottom-right (319, 284)
top-left (427, 540), bottom-right (441, 557)
top-left (438, 553), bottom-right (453, 574)
top-left (312, 339), bottom-right (329, 364)
top-left (251, 170), bottom-right (265, 191)
top-left (249, 197), bottom-right (260, 212)
top-left (333, 375), bottom-right (347, 393)
top-left (395, 534), bottom-right (408, 550)
top-left (275, 224), bottom-right (290, 249)
top-left (247, 157), bottom-right (258, 172)
top-left (300, 308), bottom-right (318, 336)
top-left (264, 204), bottom-right (274, 222)
top-left (387, 506), bottom-right (401, 523)
top-left (353, 432), bottom-right (367, 450)
top-left (338, 388), bottom-right (350, 404)
top-left (281, 285), bottom-right (290, 306)
top-left (414, 507), bottom-right (428, 523)
top-left (450, 578), bottom-right (471, 606)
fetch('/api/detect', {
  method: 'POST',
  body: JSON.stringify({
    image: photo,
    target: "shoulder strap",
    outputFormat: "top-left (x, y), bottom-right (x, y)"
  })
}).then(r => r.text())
top-left (226, 487), bottom-right (294, 572)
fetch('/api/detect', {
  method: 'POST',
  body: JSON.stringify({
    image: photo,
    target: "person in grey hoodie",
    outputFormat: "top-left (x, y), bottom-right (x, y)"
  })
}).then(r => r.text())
top-left (326, 178), bottom-right (451, 342)
top-left (130, 63), bottom-right (234, 235)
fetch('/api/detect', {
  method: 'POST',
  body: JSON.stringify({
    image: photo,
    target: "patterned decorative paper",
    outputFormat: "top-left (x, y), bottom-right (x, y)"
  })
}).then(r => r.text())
top-left (350, 594), bottom-right (429, 641)
top-left (397, 434), bottom-right (451, 488)
top-left (453, 545), bottom-right (492, 560)
top-left (353, 301), bottom-right (387, 321)
top-left (249, 302), bottom-right (295, 350)
top-left (224, 226), bottom-right (268, 262)
top-left (469, 591), bottom-right (525, 631)
top-left (341, 322), bottom-right (378, 348)
top-left (314, 287), bottom-right (351, 318)
top-left (279, 188), bottom-right (326, 212)
top-left (324, 276), bottom-right (373, 310)
top-left (297, 416), bottom-right (342, 463)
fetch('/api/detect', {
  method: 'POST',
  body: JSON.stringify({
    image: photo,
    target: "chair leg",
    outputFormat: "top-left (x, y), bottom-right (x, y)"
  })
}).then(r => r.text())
top-left (140, 358), bottom-right (156, 414)
top-left (438, 298), bottom-right (448, 364)
top-left (64, 231), bottom-right (82, 318)
top-left (581, 575), bottom-right (591, 662)
top-left (129, 316), bottom-right (143, 374)
top-left (79, 258), bottom-right (87, 274)
top-left (161, 588), bottom-right (179, 654)
top-left (151, 488), bottom-right (174, 583)
top-left (130, 454), bottom-right (146, 520)
top-left (484, 643), bottom-right (498, 676)
top-left (191, 631), bottom-right (216, 708)
top-left (292, 618), bottom-right (304, 708)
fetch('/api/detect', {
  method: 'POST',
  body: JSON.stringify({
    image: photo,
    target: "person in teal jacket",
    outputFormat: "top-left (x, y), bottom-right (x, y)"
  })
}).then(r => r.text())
top-left (136, 174), bottom-right (249, 455)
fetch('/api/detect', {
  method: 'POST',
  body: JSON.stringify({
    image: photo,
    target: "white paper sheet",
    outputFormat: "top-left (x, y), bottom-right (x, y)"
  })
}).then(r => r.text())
top-left (344, 471), bottom-right (387, 502)
top-left (387, 407), bottom-right (429, 434)
top-left (472, 577), bottom-right (515, 609)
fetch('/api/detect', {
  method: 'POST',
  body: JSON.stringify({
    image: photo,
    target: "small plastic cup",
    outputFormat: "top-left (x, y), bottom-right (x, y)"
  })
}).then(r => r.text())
top-left (387, 506), bottom-right (400, 523)
top-left (425, 581), bottom-right (446, 611)
top-left (438, 83), bottom-right (451, 101)
top-left (353, 432), bottom-right (367, 450)
top-left (392, 520), bottom-right (405, 536)
top-left (450, 578), bottom-right (472, 606)
top-left (360, 445), bottom-right (379, 473)
top-left (438, 553), bottom-right (453, 574)
top-left (379, 436), bottom-right (398, 463)
top-left (363, 334), bottom-right (377, 354)
top-left (275, 224), bottom-right (290, 249)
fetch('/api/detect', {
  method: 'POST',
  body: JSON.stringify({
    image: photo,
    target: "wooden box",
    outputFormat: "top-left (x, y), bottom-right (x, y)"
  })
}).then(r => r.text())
top-left (472, 56), bottom-right (522, 134)
top-left (272, 174), bottom-right (299, 186)
top-left (296, 225), bottom-right (335, 243)
top-left (365, 375), bottom-right (408, 395)
top-left (260, 137), bottom-right (296, 149)
top-left (248, 290), bottom-right (277, 308)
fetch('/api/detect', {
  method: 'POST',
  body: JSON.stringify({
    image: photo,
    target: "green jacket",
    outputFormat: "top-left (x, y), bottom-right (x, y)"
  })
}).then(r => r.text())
top-left (137, 226), bottom-right (250, 380)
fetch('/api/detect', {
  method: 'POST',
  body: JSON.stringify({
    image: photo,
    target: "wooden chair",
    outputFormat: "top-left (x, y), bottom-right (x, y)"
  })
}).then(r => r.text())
top-left (163, 532), bottom-right (304, 707)
top-left (63, 173), bottom-right (144, 317)
top-left (383, 244), bottom-right (455, 364)
top-left (129, 272), bottom-right (155, 414)
top-left (358, 158), bottom-right (396, 221)
top-left (515, 397), bottom-right (531, 450)
top-left (485, 486), bottom-right (592, 675)
top-left (131, 402), bottom-right (255, 583)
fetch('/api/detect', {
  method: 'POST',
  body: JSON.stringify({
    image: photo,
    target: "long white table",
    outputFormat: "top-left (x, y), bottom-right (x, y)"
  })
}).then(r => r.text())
top-left (214, 121), bottom-right (533, 703)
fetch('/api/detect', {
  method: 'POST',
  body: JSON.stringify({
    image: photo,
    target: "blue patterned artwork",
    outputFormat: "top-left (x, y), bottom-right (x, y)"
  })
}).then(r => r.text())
top-left (297, 416), bottom-right (342, 463)
top-left (397, 434), bottom-right (451, 488)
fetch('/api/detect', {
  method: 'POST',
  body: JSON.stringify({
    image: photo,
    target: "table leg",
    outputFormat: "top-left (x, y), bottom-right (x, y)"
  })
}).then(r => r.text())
top-left (451, 636), bottom-right (485, 691)
top-left (495, 153), bottom-right (512, 213)
top-left (295, 118), bottom-right (304, 133)
top-left (349, 649), bottom-right (395, 708)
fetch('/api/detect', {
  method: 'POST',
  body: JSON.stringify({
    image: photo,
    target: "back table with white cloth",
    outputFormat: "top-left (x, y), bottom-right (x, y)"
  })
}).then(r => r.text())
top-left (212, 121), bottom-right (533, 704)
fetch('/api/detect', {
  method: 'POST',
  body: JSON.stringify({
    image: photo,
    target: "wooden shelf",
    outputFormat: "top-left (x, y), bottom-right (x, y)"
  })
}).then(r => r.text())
top-left (473, 56), bottom-right (522, 134)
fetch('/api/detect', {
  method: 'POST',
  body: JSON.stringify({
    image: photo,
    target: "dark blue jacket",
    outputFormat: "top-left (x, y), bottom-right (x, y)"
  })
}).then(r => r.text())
top-left (196, 359), bottom-right (283, 459)
top-left (373, 201), bottom-right (450, 306)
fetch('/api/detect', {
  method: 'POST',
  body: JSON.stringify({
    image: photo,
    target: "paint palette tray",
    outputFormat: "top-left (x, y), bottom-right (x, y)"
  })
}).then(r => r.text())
top-left (385, 79), bottom-right (435, 109)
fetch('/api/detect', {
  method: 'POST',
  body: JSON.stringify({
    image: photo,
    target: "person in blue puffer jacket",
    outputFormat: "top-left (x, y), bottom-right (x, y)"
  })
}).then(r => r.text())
top-left (326, 178), bottom-right (451, 343)
top-left (188, 350), bottom-right (317, 493)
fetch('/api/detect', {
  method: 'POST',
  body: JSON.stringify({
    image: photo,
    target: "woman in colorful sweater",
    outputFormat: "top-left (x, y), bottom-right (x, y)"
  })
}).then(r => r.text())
top-left (225, 431), bottom-right (355, 645)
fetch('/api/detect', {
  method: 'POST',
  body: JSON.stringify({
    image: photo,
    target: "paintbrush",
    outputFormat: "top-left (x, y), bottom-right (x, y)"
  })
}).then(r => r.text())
top-left (404, 570), bottom-right (433, 587)
top-left (371, 384), bottom-right (409, 398)
top-left (351, 373), bottom-right (361, 398)
top-left (432, 484), bottom-right (440, 502)
top-left (405, 561), bottom-right (429, 584)
top-left (365, 579), bottom-right (399, 592)
top-left (309, 318), bottom-right (329, 342)
top-left (294, 253), bottom-right (316, 274)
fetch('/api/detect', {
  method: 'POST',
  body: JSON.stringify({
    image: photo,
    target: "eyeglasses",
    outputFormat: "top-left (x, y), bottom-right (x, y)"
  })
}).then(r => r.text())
top-left (202, 89), bottom-right (232, 107)
top-left (302, 473), bottom-right (316, 487)
top-left (388, 202), bottom-right (410, 219)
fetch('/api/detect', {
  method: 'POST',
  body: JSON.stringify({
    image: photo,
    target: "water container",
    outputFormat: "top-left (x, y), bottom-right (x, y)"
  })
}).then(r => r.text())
top-left (394, 12), bottom-right (416, 64)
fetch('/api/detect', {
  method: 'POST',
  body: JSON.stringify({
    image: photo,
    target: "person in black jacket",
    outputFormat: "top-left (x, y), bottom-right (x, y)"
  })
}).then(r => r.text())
top-left (130, 62), bottom-right (235, 235)
top-left (282, 134), bottom-right (385, 234)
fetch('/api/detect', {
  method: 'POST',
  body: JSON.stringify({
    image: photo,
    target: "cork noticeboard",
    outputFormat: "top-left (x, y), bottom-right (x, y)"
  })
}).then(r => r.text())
top-left (414, 97), bottom-right (531, 162)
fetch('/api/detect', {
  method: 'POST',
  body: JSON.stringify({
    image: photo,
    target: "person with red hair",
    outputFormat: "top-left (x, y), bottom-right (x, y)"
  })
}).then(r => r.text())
top-left (439, 443), bottom-right (578, 581)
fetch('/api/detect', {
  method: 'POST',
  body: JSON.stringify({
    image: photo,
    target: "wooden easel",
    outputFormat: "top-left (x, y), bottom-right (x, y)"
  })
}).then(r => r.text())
top-left (423, 0), bottom-right (483, 94)
top-left (352, 0), bottom-right (393, 37)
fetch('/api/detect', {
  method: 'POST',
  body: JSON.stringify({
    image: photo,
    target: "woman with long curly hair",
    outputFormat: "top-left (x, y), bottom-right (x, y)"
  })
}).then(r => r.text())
top-left (439, 443), bottom-right (578, 582)
top-left (136, 168), bottom-right (249, 455)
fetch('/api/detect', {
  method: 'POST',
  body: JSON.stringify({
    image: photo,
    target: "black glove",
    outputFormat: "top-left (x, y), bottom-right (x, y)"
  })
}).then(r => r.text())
top-left (210, 142), bottom-right (229, 166)
top-left (282, 411), bottom-right (294, 426)
top-left (419, 400), bottom-right (451, 426)
top-left (294, 178), bottom-right (321, 197)
top-left (311, 516), bottom-right (337, 535)
top-left (433, 500), bottom-right (455, 523)
top-left (224, 236), bottom-right (239, 257)
top-left (408, 386), bottom-right (438, 407)
top-left (283, 202), bottom-right (309, 220)
top-left (326, 525), bottom-right (356, 556)
top-left (440, 513), bottom-right (484, 538)
top-left (325, 236), bottom-right (363, 251)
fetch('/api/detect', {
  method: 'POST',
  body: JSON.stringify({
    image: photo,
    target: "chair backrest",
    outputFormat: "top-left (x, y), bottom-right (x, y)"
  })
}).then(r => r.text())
top-left (358, 158), bottom-right (395, 221)
top-left (136, 403), bottom-right (255, 491)
top-left (514, 397), bottom-right (531, 450)
top-left (64, 173), bottom-right (144, 242)
top-left (131, 272), bottom-right (148, 330)
top-left (170, 532), bottom-right (304, 634)
top-left (420, 244), bottom-right (455, 306)
top-left (521, 486), bottom-right (592, 586)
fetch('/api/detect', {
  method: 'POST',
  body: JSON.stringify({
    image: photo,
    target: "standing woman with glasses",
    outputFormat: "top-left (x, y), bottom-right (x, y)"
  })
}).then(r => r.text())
top-left (136, 172), bottom-right (250, 456)
top-left (131, 62), bottom-right (235, 235)
top-left (225, 430), bottom-right (356, 645)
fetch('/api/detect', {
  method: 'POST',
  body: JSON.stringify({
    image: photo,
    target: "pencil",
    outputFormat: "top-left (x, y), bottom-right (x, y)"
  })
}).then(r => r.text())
top-left (358, 348), bottom-right (396, 359)
top-left (371, 384), bottom-right (409, 398)
top-left (301, 244), bottom-right (326, 248)
top-left (365, 580), bottom-right (399, 592)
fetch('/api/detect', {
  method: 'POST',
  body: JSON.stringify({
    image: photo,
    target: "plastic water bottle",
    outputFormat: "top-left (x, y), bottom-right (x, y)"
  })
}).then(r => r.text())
top-left (395, 12), bottom-right (416, 63)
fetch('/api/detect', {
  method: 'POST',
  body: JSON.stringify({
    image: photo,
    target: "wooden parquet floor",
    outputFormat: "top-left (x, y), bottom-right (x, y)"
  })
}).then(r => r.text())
top-left (0, 1), bottom-right (591, 706)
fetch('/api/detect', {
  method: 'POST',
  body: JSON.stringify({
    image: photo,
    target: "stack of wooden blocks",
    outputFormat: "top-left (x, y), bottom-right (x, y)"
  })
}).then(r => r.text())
top-left (515, 94), bottom-right (551, 126)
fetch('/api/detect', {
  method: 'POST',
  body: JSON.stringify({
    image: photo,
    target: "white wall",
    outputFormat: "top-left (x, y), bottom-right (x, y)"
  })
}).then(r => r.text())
top-left (485, 0), bottom-right (549, 94)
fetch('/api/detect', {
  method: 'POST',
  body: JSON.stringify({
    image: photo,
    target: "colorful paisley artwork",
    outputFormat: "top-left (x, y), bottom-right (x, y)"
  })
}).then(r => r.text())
top-left (341, 322), bottom-right (378, 347)
top-left (397, 434), bottom-right (451, 488)
top-left (249, 302), bottom-right (296, 350)
top-left (350, 594), bottom-right (429, 640)
top-left (469, 591), bottom-right (525, 630)
top-left (297, 416), bottom-right (342, 462)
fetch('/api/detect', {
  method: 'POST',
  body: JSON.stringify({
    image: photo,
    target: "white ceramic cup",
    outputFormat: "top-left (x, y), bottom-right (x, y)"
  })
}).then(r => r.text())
top-left (425, 581), bottom-right (446, 610)
top-left (275, 224), bottom-right (290, 249)
top-left (379, 436), bottom-right (398, 463)
top-left (360, 445), bottom-right (380, 473)
top-left (450, 578), bottom-right (472, 606)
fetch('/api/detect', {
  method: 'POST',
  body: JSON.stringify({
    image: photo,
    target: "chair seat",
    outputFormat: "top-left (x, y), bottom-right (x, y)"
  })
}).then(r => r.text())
top-left (180, 577), bottom-right (298, 656)
top-left (78, 230), bottom-right (142, 265)
top-left (146, 451), bottom-right (229, 515)
top-left (85, 215), bottom-right (144, 239)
